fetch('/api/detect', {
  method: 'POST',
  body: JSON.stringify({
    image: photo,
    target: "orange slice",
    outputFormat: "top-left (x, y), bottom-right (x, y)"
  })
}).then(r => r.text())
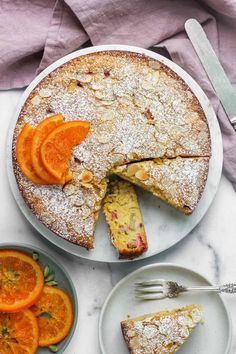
top-left (31, 286), bottom-right (74, 347)
top-left (0, 250), bottom-right (44, 312)
top-left (40, 121), bottom-right (90, 180)
top-left (31, 114), bottom-right (65, 184)
top-left (16, 124), bottom-right (47, 184)
top-left (0, 310), bottom-right (39, 354)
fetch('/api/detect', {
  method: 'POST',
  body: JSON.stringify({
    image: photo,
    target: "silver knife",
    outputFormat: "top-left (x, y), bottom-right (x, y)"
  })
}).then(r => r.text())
top-left (185, 18), bottom-right (236, 130)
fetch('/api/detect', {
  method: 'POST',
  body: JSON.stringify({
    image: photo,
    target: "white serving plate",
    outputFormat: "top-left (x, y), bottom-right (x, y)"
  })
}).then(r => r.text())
top-left (6, 45), bottom-right (223, 263)
top-left (99, 263), bottom-right (232, 354)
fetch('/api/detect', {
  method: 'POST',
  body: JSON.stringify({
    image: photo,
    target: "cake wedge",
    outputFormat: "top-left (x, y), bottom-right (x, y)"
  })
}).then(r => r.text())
top-left (113, 157), bottom-right (209, 215)
top-left (103, 179), bottom-right (147, 259)
top-left (121, 304), bottom-right (203, 354)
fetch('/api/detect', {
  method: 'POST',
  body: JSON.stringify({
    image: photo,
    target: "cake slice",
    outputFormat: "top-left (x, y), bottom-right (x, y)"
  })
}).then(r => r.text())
top-left (103, 179), bottom-right (147, 259)
top-left (121, 304), bottom-right (203, 354)
top-left (113, 157), bottom-right (209, 215)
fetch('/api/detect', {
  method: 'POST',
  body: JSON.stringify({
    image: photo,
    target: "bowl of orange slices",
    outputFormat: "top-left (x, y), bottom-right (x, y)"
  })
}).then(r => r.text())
top-left (0, 243), bottom-right (78, 353)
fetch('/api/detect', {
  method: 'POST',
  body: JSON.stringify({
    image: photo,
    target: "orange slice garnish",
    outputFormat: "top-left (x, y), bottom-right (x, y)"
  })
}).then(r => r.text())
top-left (16, 123), bottom-right (47, 184)
top-left (31, 114), bottom-right (65, 184)
top-left (0, 310), bottom-right (39, 354)
top-left (0, 250), bottom-right (44, 312)
top-left (40, 121), bottom-right (90, 180)
top-left (31, 286), bottom-right (74, 347)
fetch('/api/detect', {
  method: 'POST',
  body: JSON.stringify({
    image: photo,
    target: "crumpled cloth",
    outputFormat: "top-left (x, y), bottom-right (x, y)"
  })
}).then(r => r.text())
top-left (1, 0), bottom-right (236, 188)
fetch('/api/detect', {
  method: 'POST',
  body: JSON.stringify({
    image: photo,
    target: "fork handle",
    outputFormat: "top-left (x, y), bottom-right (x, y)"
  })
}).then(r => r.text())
top-left (185, 283), bottom-right (236, 294)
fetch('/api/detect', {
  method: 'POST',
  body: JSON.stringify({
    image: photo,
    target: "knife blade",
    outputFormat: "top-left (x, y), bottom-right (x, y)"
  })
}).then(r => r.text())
top-left (185, 18), bottom-right (236, 130)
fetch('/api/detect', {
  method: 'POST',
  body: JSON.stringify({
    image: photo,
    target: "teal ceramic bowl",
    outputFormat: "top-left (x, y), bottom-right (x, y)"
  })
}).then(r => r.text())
top-left (0, 243), bottom-right (78, 354)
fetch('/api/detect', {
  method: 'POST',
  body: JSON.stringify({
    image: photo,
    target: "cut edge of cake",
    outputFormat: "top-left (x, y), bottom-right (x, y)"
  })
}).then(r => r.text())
top-left (103, 179), bottom-right (148, 259)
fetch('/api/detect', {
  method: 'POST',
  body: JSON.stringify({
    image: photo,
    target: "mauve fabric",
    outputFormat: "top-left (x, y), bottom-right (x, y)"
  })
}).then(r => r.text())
top-left (0, 0), bottom-right (236, 188)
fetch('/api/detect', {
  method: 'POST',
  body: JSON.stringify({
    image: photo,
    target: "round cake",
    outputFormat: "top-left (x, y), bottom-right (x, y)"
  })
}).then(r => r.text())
top-left (12, 50), bottom-right (211, 250)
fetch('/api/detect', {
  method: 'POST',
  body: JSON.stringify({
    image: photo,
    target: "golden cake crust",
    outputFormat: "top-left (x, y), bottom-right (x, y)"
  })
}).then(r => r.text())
top-left (12, 50), bottom-right (211, 248)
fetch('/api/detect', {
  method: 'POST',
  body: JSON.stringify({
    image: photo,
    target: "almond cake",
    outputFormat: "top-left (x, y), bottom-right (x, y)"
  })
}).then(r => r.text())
top-left (12, 50), bottom-right (211, 250)
top-left (121, 304), bottom-right (203, 353)
top-left (103, 179), bottom-right (147, 258)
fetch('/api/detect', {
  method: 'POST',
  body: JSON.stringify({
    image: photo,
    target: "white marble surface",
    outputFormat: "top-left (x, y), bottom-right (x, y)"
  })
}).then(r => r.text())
top-left (0, 89), bottom-right (236, 353)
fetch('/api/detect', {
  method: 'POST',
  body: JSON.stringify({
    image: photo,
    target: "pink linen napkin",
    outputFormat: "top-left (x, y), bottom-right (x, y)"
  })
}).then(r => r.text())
top-left (0, 0), bottom-right (236, 189)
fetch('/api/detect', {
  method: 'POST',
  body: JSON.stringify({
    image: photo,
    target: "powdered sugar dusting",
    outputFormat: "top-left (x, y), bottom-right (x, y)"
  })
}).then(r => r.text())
top-left (13, 51), bottom-right (211, 247)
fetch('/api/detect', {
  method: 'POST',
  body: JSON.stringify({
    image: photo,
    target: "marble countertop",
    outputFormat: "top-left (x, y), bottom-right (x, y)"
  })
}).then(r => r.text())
top-left (0, 90), bottom-right (235, 354)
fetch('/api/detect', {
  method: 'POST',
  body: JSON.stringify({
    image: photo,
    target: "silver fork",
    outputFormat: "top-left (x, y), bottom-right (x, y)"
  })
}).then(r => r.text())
top-left (135, 279), bottom-right (236, 300)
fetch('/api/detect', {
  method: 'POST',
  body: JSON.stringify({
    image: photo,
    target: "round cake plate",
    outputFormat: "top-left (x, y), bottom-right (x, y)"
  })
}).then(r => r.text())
top-left (99, 263), bottom-right (232, 354)
top-left (0, 243), bottom-right (78, 354)
top-left (6, 45), bottom-right (223, 263)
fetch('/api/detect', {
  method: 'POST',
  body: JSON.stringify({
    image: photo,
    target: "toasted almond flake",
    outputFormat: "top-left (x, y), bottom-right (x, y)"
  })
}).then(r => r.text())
top-left (127, 164), bottom-right (140, 176)
top-left (80, 182), bottom-right (93, 189)
top-left (77, 74), bottom-right (92, 83)
top-left (100, 100), bottom-right (114, 106)
top-left (39, 88), bottom-right (52, 98)
top-left (67, 80), bottom-right (78, 93)
top-left (78, 170), bottom-right (93, 183)
top-left (91, 82), bottom-right (104, 90)
top-left (97, 135), bottom-right (110, 144)
top-left (186, 91), bottom-right (193, 99)
top-left (152, 70), bottom-right (160, 84)
top-left (135, 169), bottom-right (149, 181)
top-left (148, 60), bottom-right (161, 70)
top-left (63, 184), bottom-right (77, 196)
top-left (31, 95), bottom-right (41, 105)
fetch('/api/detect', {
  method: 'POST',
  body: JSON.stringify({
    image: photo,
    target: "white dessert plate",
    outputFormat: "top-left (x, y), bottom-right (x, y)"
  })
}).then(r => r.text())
top-left (6, 45), bottom-right (223, 263)
top-left (99, 263), bottom-right (232, 354)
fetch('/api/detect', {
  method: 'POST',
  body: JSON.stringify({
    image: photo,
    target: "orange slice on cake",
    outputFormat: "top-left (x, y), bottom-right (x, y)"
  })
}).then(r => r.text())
top-left (16, 123), bottom-right (46, 184)
top-left (31, 286), bottom-right (74, 347)
top-left (0, 310), bottom-right (39, 354)
top-left (0, 250), bottom-right (44, 312)
top-left (40, 121), bottom-right (90, 180)
top-left (31, 114), bottom-right (65, 184)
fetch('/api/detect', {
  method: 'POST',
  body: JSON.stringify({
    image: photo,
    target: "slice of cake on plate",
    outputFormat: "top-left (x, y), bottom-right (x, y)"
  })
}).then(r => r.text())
top-left (113, 157), bottom-right (209, 215)
top-left (121, 304), bottom-right (203, 353)
top-left (103, 179), bottom-right (147, 258)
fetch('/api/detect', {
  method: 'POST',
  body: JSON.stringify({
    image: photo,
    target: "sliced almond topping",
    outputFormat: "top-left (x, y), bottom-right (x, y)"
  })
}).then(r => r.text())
top-left (152, 70), bottom-right (160, 84)
top-left (91, 82), bottom-right (104, 90)
top-left (63, 184), bottom-right (77, 196)
top-left (148, 60), bottom-right (161, 70)
top-left (39, 88), bottom-right (52, 98)
top-left (77, 74), bottom-right (92, 83)
top-left (186, 90), bottom-right (193, 99)
top-left (135, 168), bottom-right (149, 181)
top-left (31, 95), bottom-right (41, 106)
top-left (78, 170), bottom-right (93, 183)
top-left (67, 79), bottom-right (78, 93)
top-left (97, 135), bottom-right (110, 144)
top-left (127, 164), bottom-right (140, 176)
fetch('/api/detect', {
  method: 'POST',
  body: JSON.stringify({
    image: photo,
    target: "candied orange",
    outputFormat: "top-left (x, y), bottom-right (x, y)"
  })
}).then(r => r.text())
top-left (0, 250), bottom-right (44, 312)
top-left (31, 114), bottom-right (65, 184)
top-left (31, 286), bottom-right (74, 347)
top-left (16, 123), bottom-right (47, 184)
top-left (0, 310), bottom-right (39, 354)
top-left (0, 310), bottom-right (38, 353)
top-left (40, 121), bottom-right (90, 180)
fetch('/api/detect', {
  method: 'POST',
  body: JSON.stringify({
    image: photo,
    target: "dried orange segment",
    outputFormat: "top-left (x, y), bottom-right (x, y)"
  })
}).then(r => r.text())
top-left (0, 250), bottom-right (44, 312)
top-left (31, 114), bottom-right (65, 184)
top-left (16, 124), bottom-right (47, 184)
top-left (0, 310), bottom-right (39, 354)
top-left (40, 121), bottom-right (90, 180)
top-left (31, 286), bottom-right (74, 347)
